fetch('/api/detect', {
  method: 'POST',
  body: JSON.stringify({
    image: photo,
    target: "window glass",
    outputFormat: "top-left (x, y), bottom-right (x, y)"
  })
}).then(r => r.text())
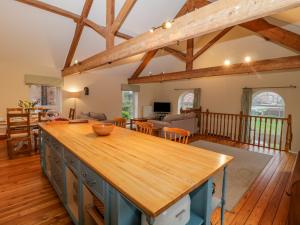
top-left (251, 92), bottom-right (285, 117)
top-left (122, 91), bottom-right (138, 119)
top-left (178, 92), bottom-right (194, 112)
top-left (29, 85), bottom-right (60, 111)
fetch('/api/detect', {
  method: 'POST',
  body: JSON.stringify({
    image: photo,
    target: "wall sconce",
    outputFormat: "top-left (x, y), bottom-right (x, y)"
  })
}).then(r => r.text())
top-left (84, 87), bottom-right (89, 96)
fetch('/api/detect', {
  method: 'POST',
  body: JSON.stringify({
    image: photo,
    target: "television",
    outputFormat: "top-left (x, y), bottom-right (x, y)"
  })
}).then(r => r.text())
top-left (154, 102), bottom-right (171, 113)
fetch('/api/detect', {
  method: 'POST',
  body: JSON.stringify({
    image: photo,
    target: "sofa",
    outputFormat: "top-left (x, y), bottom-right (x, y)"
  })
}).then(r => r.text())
top-left (79, 112), bottom-right (109, 121)
top-left (148, 112), bottom-right (199, 136)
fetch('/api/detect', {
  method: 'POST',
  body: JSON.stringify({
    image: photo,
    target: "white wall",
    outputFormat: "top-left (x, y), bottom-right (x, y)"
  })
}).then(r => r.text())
top-left (62, 63), bottom-right (162, 120)
top-left (0, 61), bottom-right (61, 119)
top-left (151, 71), bottom-right (300, 152)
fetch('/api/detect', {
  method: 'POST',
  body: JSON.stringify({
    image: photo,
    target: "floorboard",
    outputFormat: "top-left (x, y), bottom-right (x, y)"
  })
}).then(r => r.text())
top-left (0, 140), bottom-right (72, 225)
top-left (0, 137), bottom-right (296, 225)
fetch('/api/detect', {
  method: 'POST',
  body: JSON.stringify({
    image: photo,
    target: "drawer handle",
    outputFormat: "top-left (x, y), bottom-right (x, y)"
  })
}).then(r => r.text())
top-left (176, 209), bottom-right (186, 218)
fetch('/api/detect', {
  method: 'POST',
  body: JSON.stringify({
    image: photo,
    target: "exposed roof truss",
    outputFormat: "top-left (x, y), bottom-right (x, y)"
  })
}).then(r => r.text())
top-left (16, 0), bottom-right (300, 81)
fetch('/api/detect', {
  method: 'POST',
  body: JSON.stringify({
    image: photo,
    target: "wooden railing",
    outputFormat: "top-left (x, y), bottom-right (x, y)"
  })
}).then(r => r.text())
top-left (182, 108), bottom-right (293, 151)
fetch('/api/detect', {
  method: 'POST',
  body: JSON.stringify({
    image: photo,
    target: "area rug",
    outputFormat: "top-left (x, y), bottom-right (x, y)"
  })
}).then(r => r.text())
top-left (190, 140), bottom-right (272, 211)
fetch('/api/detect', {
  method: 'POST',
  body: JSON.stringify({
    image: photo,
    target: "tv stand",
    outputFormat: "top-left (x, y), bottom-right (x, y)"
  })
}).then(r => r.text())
top-left (154, 112), bottom-right (168, 121)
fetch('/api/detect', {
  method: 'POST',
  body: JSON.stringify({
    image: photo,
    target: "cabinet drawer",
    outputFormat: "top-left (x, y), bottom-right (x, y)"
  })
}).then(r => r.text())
top-left (80, 164), bottom-right (105, 201)
top-left (64, 150), bottom-right (79, 173)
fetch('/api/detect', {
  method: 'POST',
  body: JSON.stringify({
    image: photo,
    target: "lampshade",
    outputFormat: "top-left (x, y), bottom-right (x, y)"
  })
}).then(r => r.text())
top-left (67, 91), bottom-right (81, 98)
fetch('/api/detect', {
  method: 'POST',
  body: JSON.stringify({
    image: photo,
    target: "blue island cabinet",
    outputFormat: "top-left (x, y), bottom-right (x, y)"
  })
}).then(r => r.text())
top-left (40, 130), bottom-right (216, 225)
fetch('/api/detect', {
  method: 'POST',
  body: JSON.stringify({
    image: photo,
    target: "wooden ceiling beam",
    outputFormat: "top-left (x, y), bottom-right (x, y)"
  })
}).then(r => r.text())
top-left (83, 18), bottom-right (106, 38)
top-left (128, 55), bottom-right (300, 84)
top-left (130, 0), bottom-right (204, 79)
top-left (115, 32), bottom-right (133, 40)
top-left (240, 18), bottom-right (300, 52)
top-left (111, 0), bottom-right (137, 35)
top-left (130, 50), bottom-right (159, 79)
top-left (16, 0), bottom-right (81, 22)
top-left (106, 0), bottom-right (115, 49)
top-left (193, 27), bottom-right (233, 61)
top-left (64, 0), bottom-right (93, 68)
top-left (163, 47), bottom-right (186, 62)
top-left (63, 0), bottom-right (300, 76)
top-left (185, 1), bottom-right (195, 71)
top-left (186, 39), bottom-right (194, 71)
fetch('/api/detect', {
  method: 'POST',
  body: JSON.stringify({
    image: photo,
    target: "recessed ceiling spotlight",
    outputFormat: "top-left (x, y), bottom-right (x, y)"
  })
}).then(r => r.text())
top-left (224, 59), bottom-right (231, 66)
top-left (244, 56), bottom-right (252, 63)
top-left (74, 59), bottom-right (79, 65)
top-left (162, 21), bottom-right (172, 29)
top-left (149, 28), bottom-right (154, 33)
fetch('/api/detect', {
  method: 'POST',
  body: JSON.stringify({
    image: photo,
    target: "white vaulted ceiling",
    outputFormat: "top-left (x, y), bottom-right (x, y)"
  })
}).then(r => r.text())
top-left (0, 0), bottom-right (300, 76)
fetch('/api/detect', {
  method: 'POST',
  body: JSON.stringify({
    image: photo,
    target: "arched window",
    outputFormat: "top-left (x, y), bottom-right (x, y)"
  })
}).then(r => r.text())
top-left (251, 92), bottom-right (285, 117)
top-left (178, 91), bottom-right (194, 113)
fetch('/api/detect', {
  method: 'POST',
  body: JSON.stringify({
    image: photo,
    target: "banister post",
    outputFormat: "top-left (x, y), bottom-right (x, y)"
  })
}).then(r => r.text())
top-left (238, 111), bottom-right (243, 143)
top-left (205, 109), bottom-right (209, 136)
top-left (285, 114), bottom-right (292, 151)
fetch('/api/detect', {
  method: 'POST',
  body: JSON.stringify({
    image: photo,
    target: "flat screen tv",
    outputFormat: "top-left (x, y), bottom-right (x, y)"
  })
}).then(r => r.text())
top-left (154, 102), bottom-right (171, 113)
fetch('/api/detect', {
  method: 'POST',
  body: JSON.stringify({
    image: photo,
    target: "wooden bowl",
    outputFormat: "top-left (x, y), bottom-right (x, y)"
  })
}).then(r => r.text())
top-left (92, 123), bottom-right (114, 136)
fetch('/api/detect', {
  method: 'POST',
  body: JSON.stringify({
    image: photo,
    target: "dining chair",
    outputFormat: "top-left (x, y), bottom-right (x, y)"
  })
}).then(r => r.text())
top-left (33, 112), bottom-right (49, 152)
top-left (135, 121), bottom-right (154, 135)
top-left (69, 108), bottom-right (75, 120)
top-left (6, 113), bottom-right (33, 159)
top-left (163, 127), bottom-right (190, 144)
top-left (7, 108), bottom-right (23, 114)
top-left (113, 118), bottom-right (127, 128)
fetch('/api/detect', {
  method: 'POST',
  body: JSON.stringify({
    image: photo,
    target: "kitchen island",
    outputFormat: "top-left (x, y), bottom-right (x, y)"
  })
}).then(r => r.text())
top-left (39, 122), bottom-right (233, 225)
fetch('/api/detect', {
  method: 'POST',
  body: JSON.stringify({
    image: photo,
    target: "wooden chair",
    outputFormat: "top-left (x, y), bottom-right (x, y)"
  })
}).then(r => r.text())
top-left (113, 118), bottom-right (127, 128)
top-left (7, 108), bottom-right (23, 114)
top-left (69, 108), bottom-right (75, 120)
top-left (135, 121), bottom-right (154, 135)
top-left (6, 113), bottom-right (33, 159)
top-left (163, 127), bottom-right (190, 144)
top-left (33, 112), bottom-right (49, 152)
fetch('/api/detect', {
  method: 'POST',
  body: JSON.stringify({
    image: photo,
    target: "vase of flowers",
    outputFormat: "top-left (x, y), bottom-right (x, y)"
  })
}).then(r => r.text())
top-left (18, 100), bottom-right (39, 112)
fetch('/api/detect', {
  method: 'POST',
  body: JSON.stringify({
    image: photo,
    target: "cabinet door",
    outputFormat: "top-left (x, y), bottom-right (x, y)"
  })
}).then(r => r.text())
top-left (108, 186), bottom-right (141, 225)
top-left (44, 143), bottom-right (52, 179)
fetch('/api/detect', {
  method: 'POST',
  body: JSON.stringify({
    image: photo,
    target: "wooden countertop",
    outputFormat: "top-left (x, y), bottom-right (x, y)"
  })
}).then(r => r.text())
top-left (40, 122), bottom-right (233, 217)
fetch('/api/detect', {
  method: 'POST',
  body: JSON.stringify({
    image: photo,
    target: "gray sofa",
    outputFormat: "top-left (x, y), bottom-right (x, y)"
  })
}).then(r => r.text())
top-left (79, 112), bottom-right (108, 121)
top-left (149, 112), bottom-right (199, 136)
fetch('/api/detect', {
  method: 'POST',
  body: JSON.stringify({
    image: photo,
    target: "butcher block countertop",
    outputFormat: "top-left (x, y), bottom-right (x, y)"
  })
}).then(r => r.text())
top-left (40, 122), bottom-right (233, 217)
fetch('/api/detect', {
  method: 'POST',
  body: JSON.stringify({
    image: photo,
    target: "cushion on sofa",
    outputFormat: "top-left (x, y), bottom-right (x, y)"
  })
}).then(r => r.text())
top-left (163, 112), bottom-right (196, 122)
top-left (89, 112), bottom-right (107, 121)
top-left (163, 114), bottom-right (185, 122)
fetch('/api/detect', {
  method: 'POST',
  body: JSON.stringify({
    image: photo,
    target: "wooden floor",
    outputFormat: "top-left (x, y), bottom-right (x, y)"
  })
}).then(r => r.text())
top-left (0, 141), bottom-right (72, 225)
top-left (0, 139), bottom-right (295, 225)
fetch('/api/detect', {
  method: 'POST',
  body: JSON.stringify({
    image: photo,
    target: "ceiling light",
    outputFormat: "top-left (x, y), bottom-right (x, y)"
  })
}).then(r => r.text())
top-left (162, 21), bottom-right (172, 29)
top-left (244, 56), bottom-right (252, 63)
top-left (149, 28), bottom-right (154, 33)
top-left (74, 59), bottom-right (79, 65)
top-left (224, 59), bottom-right (231, 66)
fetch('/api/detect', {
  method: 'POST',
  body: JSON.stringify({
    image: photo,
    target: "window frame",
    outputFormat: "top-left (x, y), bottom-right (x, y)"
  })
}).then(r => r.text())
top-left (29, 85), bottom-right (61, 112)
top-left (251, 91), bottom-right (285, 118)
top-left (121, 90), bottom-right (138, 120)
top-left (178, 91), bottom-right (195, 113)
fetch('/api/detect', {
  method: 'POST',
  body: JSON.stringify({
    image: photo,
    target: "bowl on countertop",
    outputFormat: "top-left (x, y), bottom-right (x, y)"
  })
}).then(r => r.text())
top-left (92, 123), bottom-right (114, 136)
